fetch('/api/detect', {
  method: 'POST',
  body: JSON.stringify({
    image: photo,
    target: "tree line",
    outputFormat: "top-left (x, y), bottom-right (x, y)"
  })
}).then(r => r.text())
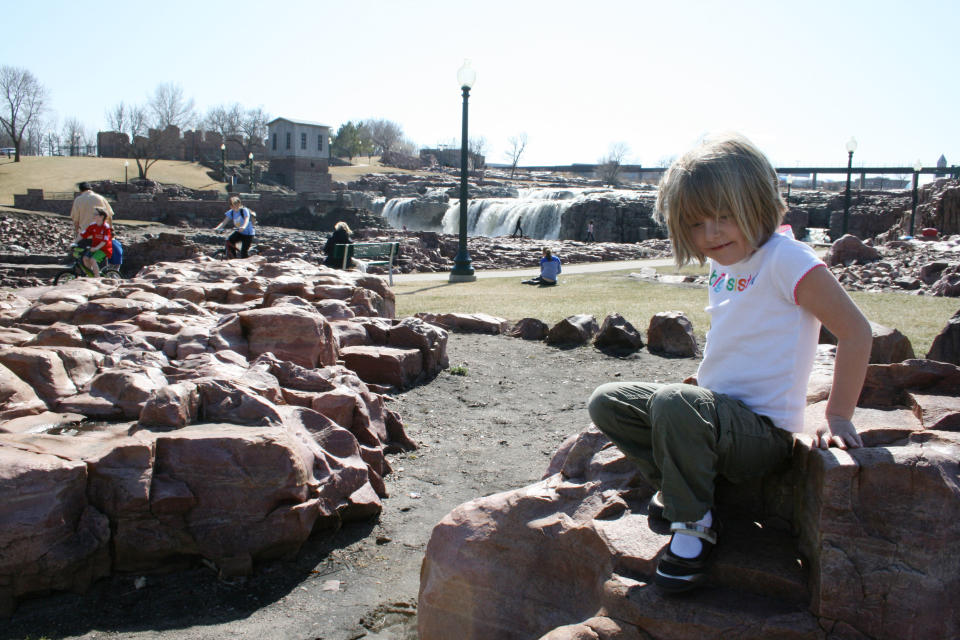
top-left (2, 64), bottom-right (539, 180)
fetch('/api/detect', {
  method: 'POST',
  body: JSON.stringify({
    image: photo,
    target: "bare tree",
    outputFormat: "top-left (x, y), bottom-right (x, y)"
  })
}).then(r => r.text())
top-left (61, 117), bottom-right (87, 156)
top-left (469, 136), bottom-right (487, 169)
top-left (148, 82), bottom-right (195, 131)
top-left (205, 103), bottom-right (243, 144)
top-left (597, 141), bottom-right (631, 185)
top-left (0, 65), bottom-right (48, 162)
top-left (365, 119), bottom-right (404, 155)
top-left (128, 103), bottom-right (168, 179)
top-left (505, 133), bottom-right (528, 179)
top-left (239, 107), bottom-right (270, 154)
top-left (105, 101), bottom-right (131, 134)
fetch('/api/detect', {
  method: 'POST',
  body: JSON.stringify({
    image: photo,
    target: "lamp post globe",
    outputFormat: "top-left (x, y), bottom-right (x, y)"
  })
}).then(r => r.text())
top-left (220, 143), bottom-right (226, 180)
top-left (842, 137), bottom-right (857, 236)
top-left (450, 59), bottom-right (478, 282)
top-left (786, 174), bottom-right (794, 203)
top-left (910, 159), bottom-right (923, 236)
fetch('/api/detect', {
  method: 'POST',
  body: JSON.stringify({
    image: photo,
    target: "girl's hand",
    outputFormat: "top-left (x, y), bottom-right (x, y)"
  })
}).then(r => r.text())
top-left (682, 375), bottom-right (698, 386)
top-left (816, 415), bottom-right (863, 450)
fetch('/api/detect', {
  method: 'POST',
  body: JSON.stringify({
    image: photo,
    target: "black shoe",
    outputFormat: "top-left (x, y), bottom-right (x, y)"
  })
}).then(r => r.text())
top-left (647, 491), bottom-right (666, 522)
top-left (654, 519), bottom-right (719, 593)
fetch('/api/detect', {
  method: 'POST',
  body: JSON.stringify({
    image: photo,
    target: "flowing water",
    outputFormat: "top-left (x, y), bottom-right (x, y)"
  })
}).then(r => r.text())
top-left (382, 188), bottom-right (636, 240)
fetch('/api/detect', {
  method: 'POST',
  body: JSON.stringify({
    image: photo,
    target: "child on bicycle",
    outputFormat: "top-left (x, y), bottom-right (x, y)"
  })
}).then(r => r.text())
top-left (587, 133), bottom-right (872, 593)
top-left (79, 207), bottom-right (113, 277)
top-left (213, 196), bottom-right (256, 258)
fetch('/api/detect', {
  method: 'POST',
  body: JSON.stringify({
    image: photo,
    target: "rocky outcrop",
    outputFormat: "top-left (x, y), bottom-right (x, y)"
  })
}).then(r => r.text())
top-left (418, 356), bottom-right (960, 639)
top-left (0, 255), bottom-right (441, 614)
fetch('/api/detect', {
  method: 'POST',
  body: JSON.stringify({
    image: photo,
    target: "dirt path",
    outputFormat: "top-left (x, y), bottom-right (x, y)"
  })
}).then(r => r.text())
top-left (1, 332), bottom-right (697, 640)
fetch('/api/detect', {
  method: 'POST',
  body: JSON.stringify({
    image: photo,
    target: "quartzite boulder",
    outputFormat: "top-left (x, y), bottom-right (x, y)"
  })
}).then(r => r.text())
top-left (0, 256), bottom-right (429, 613)
top-left (646, 311), bottom-right (698, 357)
top-left (546, 314), bottom-right (599, 346)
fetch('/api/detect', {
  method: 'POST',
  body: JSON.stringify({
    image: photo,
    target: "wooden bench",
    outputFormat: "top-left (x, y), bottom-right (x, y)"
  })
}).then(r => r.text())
top-left (337, 242), bottom-right (401, 285)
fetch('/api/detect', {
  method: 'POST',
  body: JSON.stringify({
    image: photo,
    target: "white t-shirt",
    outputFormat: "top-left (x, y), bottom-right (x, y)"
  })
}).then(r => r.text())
top-left (696, 232), bottom-right (824, 433)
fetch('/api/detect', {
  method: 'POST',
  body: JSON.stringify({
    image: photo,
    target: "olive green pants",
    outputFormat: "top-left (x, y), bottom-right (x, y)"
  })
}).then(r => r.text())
top-left (587, 382), bottom-right (793, 523)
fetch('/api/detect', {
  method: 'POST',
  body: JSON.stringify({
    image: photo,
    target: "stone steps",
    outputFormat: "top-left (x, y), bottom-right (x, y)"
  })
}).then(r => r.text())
top-left (0, 252), bottom-right (65, 265)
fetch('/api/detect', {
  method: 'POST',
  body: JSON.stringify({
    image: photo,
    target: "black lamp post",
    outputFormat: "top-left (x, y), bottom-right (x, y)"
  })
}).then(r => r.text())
top-left (220, 143), bottom-right (226, 180)
top-left (786, 174), bottom-right (793, 204)
top-left (842, 137), bottom-right (857, 236)
top-left (248, 152), bottom-right (255, 192)
top-left (450, 59), bottom-right (477, 282)
top-left (124, 160), bottom-right (129, 184)
top-left (910, 159), bottom-right (922, 236)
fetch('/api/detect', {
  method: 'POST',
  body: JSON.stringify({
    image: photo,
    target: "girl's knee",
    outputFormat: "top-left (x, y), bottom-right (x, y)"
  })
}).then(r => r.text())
top-left (648, 383), bottom-right (714, 433)
top-left (587, 383), bottom-right (621, 426)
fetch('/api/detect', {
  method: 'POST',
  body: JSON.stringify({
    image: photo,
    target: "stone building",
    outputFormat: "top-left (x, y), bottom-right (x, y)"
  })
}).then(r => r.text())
top-left (266, 117), bottom-right (332, 193)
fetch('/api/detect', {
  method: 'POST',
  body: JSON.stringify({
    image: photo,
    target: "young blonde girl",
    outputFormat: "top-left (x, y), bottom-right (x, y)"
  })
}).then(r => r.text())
top-left (587, 133), bottom-right (872, 592)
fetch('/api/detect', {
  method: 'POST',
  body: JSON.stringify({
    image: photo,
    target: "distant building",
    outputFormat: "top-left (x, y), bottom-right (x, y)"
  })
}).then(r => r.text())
top-left (266, 117), bottom-right (332, 192)
top-left (937, 154), bottom-right (947, 177)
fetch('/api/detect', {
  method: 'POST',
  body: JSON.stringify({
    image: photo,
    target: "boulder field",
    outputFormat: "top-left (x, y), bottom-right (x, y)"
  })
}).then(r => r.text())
top-left (0, 255), bottom-right (446, 615)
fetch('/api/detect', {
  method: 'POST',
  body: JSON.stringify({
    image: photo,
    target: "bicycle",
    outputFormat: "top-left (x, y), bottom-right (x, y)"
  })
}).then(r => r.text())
top-left (53, 245), bottom-right (123, 285)
top-left (212, 233), bottom-right (259, 260)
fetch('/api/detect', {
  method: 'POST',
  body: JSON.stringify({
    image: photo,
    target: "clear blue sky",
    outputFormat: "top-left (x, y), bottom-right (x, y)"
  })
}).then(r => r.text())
top-left (3, 0), bottom-right (957, 169)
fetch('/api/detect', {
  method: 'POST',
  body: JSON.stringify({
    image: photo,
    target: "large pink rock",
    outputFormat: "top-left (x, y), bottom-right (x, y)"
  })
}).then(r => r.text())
top-left (239, 305), bottom-right (338, 368)
top-left (421, 420), bottom-right (960, 639)
top-left (339, 345), bottom-right (423, 389)
top-left (416, 311), bottom-right (509, 334)
top-left (388, 316), bottom-right (449, 375)
top-left (87, 366), bottom-right (169, 419)
top-left (0, 445), bottom-right (111, 615)
top-left (0, 363), bottom-right (46, 420)
top-left (72, 297), bottom-right (155, 324)
top-left (0, 347), bottom-right (77, 405)
top-left (139, 382), bottom-right (200, 429)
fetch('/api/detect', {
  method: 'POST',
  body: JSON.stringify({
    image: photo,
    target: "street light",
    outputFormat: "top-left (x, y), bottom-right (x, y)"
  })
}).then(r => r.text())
top-left (248, 152), bottom-right (255, 192)
top-left (220, 143), bottom-right (226, 180)
top-left (786, 174), bottom-right (794, 204)
top-left (842, 137), bottom-right (857, 236)
top-left (910, 159), bottom-right (923, 236)
top-left (124, 160), bottom-right (129, 185)
top-left (449, 59), bottom-right (477, 283)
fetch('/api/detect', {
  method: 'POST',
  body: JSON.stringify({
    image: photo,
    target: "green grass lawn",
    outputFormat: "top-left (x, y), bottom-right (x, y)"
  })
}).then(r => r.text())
top-left (395, 268), bottom-right (954, 357)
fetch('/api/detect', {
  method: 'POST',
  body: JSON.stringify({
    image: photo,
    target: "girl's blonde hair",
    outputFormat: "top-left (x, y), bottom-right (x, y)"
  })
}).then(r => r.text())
top-left (656, 133), bottom-right (785, 265)
top-left (334, 221), bottom-right (352, 233)
top-left (229, 196), bottom-right (242, 207)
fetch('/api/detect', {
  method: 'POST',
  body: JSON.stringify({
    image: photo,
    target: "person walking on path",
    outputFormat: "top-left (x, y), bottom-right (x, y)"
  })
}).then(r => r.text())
top-left (70, 182), bottom-right (115, 240)
top-left (213, 196), bottom-right (256, 258)
top-left (521, 247), bottom-right (561, 286)
top-left (512, 217), bottom-right (523, 238)
top-left (587, 133), bottom-right (871, 594)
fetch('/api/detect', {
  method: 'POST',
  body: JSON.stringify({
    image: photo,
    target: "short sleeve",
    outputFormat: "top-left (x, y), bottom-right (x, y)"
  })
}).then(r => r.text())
top-left (768, 237), bottom-right (824, 305)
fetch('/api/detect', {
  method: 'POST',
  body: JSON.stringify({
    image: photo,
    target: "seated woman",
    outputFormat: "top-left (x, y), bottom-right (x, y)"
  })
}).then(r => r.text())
top-left (522, 247), bottom-right (561, 286)
top-left (323, 221), bottom-right (353, 268)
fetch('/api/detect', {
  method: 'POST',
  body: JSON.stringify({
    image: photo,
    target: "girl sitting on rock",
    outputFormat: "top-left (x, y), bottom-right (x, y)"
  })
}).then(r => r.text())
top-left (587, 133), bottom-right (872, 593)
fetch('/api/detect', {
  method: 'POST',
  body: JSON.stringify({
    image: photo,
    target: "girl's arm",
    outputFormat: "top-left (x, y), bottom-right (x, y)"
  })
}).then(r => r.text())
top-left (795, 266), bottom-right (872, 449)
top-left (240, 208), bottom-right (252, 230)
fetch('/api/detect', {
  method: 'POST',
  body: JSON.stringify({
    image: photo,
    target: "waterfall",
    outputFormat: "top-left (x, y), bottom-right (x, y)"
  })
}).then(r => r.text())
top-left (380, 187), bottom-right (638, 240)
top-left (383, 197), bottom-right (417, 229)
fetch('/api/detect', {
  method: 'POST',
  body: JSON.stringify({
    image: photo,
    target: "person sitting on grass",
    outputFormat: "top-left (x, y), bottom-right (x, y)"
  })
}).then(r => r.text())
top-left (587, 133), bottom-right (872, 594)
top-left (521, 247), bottom-right (561, 286)
top-left (79, 207), bottom-right (113, 277)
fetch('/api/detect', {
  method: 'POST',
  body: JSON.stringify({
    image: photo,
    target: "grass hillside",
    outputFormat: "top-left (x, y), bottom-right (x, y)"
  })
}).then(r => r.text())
top-left (0, 155), bottom-right (431, 205)
top-left (0, 156), bottom-right (228, 205)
